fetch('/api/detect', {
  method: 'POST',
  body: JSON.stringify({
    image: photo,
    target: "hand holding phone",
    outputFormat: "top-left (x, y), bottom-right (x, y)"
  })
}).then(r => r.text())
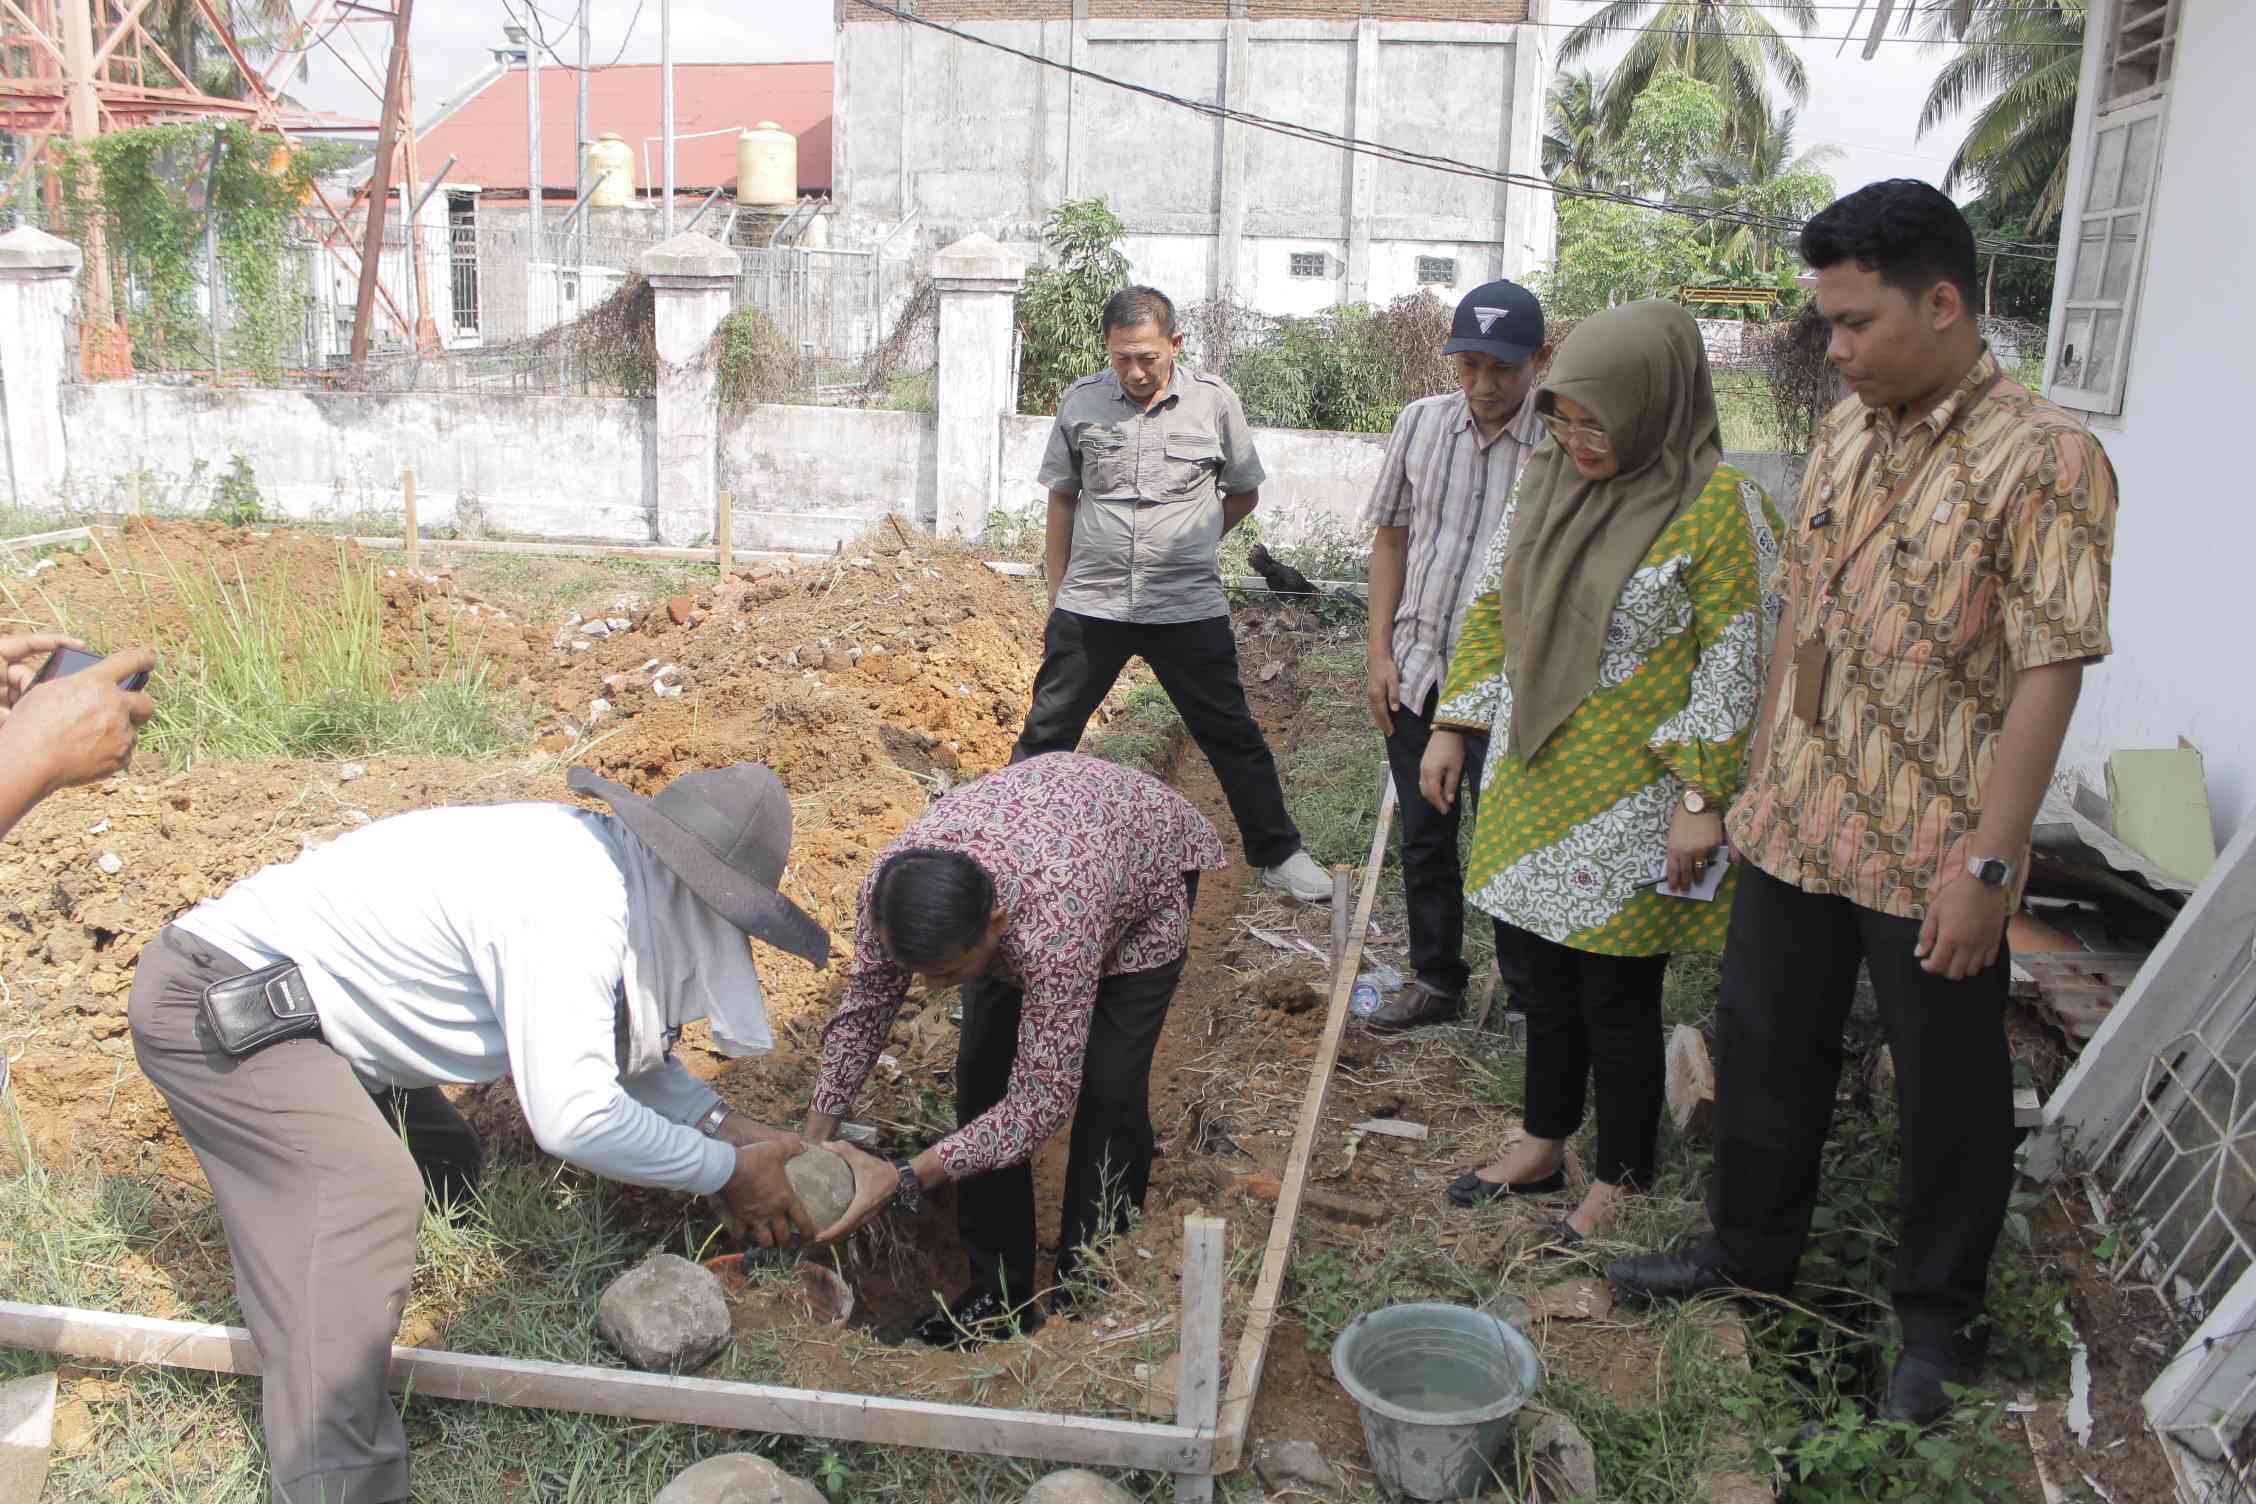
top-left (0, 644), bottom-right (158, 794)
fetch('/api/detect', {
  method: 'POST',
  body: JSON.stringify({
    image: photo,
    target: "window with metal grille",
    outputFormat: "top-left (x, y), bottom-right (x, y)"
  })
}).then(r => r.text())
top-left (1288, 252), bottom-right (1327, 279)
top-left (1415, 256), bottom-right (1457, 286)
top-left (447, 192), bottom-right (480, 337)
top-left (2049, 0), bottom-right (2183, 415)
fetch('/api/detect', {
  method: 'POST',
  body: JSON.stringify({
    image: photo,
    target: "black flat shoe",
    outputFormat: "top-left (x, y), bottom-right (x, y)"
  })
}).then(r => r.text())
top-left (1446, 1168), bottom-right (1568, 1207)
top-left (1605, 1240), bottom-right (1778, 1303)
top-left (908, 1289), bottom-right (1042, 1351)
top-left (1540, 1218), bottom-right (1586, 1253)
top-left (1881, 1350), bottom-right (1977, 1427)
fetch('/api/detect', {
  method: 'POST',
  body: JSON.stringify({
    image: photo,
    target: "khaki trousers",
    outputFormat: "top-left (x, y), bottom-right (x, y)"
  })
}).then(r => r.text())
top-left (129, 925), bottom-right (466, 1504)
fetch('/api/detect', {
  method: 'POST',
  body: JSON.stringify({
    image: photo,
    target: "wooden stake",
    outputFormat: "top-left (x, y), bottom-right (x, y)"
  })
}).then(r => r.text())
top-left (1213, 773), bottom-right (1397, 1471)
top-left (402, 468), bottom-right (419, 572)
top-left (716, 489), bottom-right (733, 574)
top-left (1171, 1216), bottom-right (1226, 1503)
top-left (0, 1302), bottom-right (1209, 1472)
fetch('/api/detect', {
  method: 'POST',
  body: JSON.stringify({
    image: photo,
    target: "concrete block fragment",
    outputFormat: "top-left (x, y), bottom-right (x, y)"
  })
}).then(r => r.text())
top-left (653, 1453), bottom-right (825, 1504)
top-left (595, 1253), bottom-right (730, 1373)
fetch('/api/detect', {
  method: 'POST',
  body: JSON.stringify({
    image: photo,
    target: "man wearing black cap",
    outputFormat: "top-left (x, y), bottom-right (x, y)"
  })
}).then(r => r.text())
top-left (128, 764), bottom-right (834, 1504)
top-left (1359, 280), bottom-right (1552, 1032)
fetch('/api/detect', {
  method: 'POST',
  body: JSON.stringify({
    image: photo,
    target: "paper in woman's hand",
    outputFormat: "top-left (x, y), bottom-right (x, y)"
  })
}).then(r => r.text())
top-left (1654, 845), bottom-right (1732, 902)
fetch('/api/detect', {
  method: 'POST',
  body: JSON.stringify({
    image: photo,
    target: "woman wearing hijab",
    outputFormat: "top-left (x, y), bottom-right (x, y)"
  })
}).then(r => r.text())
top-left (1419, 300), bottom-right (1784, 1246)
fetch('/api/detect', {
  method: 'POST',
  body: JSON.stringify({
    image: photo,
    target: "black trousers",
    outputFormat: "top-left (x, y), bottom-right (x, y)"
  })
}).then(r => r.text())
top-left (1013, 609), bottom-right (1300, 869)
top-left (1510, 919), bottom-right (1671, 1188)
top-left (1382, 688), bottom-right (1535, 1000)
top-left (1710, 862), bottom-right (2015, 1358)
top-left (953, 876), bottom-right (1197, 1304)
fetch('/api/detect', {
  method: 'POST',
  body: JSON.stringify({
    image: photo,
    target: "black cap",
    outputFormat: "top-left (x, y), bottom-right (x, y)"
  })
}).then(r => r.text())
top-left (1442, 280), bottom-right (1545, 364)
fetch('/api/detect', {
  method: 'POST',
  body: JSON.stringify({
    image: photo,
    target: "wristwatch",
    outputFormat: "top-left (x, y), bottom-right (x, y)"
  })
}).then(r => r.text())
top-left (1966, 853), bottom-right (2015, 889)
top-left (693, 1101), bottom-right (734, 1139)
top-left (1681, 787), bottom-right (1714, 816)
top-left (890, 1157), bottom-right (925, 1215)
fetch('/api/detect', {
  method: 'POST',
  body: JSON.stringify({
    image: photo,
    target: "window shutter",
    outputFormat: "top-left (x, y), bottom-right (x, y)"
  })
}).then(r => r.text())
top-left (2050, 97), bottom-right (2166, 415)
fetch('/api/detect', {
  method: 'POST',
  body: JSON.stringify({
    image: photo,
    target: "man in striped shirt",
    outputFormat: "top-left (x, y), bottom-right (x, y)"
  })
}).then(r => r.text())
top-left (1360, 280), bottom-right (1551, 1031)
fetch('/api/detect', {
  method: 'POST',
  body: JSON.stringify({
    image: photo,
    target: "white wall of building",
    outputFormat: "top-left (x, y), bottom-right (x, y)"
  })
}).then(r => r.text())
top-left (833, 16), bottom-right (1551, 316)
top-left (2046, 0), bottom-right (2254, 841)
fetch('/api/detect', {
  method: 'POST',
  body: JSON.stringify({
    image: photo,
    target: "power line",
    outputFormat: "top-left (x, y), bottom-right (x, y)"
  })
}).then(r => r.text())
top-left (840, 0), bottom-right (2060, 262)
top-left (502, 0), bottom-right (649, 75)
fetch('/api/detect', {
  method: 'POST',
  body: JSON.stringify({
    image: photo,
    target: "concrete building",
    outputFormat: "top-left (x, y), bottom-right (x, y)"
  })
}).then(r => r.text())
top-left (830, 0), bottom-right (1553, 315)
top-left (2042, 0), bottom-right (2251, 843)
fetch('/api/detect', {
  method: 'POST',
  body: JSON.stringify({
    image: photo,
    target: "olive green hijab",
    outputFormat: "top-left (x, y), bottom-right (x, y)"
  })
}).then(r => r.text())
top-left (1499, 300), bottom-right (1723, 765)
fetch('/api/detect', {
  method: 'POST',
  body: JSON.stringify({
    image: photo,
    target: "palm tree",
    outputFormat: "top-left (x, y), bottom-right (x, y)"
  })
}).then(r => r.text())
top-left (160, 0), bottom-right (301, 100)
top-left (1545, 68), bottom-right (1614, 190)
top-left (1560, 0), bottom-right (1822, 148)
top-left (1695, 102), bottom-right (1843, 267)
top-left (1916, 0), bottom-right (2086, 233)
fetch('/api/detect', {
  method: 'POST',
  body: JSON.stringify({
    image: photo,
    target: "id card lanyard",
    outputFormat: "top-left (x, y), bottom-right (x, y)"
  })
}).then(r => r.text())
top-left (1791, 372), bottom-right (2003, 724)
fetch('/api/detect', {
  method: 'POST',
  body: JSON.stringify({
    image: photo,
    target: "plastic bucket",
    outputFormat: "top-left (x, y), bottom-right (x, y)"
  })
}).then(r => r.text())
top-left (1330, 1301), bottom-right (1542, 1501)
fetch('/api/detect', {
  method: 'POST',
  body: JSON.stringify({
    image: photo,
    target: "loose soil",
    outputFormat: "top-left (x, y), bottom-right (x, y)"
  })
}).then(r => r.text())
top-left (0, 522), bottom-right (2191, 1503)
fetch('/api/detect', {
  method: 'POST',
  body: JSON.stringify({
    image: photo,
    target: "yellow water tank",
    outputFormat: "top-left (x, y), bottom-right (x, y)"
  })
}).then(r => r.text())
top-left (587, 132), bottom-right (635, 208)
top-left (735, 122), bottom-right (797, 207)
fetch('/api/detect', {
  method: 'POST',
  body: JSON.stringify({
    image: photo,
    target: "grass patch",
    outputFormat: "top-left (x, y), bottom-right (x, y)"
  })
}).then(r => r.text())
top-left (1079, 679), bottom-right (1187, 780)
top-left (424, 552), bottom-right (719, 623)
top-left (118, 546), bottom-right (527, 769)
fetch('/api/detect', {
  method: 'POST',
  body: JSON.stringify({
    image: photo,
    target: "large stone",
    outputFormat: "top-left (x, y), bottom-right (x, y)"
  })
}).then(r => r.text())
top-left (1252, 1437), bottom-right (1339, 1496)
top-left (653, 1453), bottom-right (824, 1504)
top-left (597, 1253), bottom-right (731, 1373)
top-left (1022, 1469), bottom-right (1139, 1504)
top-left (785, 1147), bottom-right (856, 1231)
top-left (1516, 1407), bottom-right (1599, 1503)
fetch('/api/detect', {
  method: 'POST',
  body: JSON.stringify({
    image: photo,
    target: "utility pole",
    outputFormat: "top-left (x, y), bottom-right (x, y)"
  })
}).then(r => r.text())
top-left (576, 0), bottom-right (589, 262)
top-left (661, 0), bottom-right (674, 237)
top-left (351, 0), bottom-right (415, 365)
top-left (399, 62), bottom-right (439, 351)
top-left (59, 0), bottom-right (120, 376)
top-left (525, 27), bottom-right (542, 248)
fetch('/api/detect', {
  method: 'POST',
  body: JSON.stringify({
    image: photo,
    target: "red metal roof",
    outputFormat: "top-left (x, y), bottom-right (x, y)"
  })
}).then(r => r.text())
top-left (418, 61), bottom-right (832, 196)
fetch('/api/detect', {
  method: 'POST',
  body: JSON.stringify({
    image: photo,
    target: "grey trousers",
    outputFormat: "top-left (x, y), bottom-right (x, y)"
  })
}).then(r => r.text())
top-left (128, 925), bottom-right (471, 1504)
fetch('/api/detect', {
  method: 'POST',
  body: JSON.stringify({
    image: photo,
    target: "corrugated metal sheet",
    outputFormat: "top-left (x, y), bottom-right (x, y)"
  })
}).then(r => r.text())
top-left (418, 61), bottom-right (833, 196)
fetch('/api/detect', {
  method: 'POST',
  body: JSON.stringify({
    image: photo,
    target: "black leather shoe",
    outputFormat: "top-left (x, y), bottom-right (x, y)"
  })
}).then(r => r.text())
top-left (1445, 1168), bottom-right (1568, 1206)
top-left (1606, 1240), bottom-right (1770, 1303)
top-left (1881, 1350), bottom-right (1977, 1426)
top-left (909, 1289), bottom-right (1042, 1351)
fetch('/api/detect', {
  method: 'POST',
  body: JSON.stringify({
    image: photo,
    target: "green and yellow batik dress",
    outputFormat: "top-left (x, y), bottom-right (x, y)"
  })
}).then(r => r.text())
top-left (1434, 463), bottom-right (1786, 956)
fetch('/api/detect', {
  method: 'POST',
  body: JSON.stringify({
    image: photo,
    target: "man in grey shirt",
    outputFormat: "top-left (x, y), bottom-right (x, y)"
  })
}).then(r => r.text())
top-left (1019, 285), bottom-right (1331, 903)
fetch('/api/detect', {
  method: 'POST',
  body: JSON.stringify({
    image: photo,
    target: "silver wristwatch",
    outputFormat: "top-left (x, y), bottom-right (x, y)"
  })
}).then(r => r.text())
top-left (1965, 853), bottom-right (2014, 889)
top-left (693, 1101), bottom-right (734, 1138)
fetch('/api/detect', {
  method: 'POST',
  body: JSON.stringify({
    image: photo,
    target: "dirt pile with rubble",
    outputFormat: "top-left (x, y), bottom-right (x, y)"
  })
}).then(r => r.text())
top-left (0, 521), bottom-right (1051, 1180)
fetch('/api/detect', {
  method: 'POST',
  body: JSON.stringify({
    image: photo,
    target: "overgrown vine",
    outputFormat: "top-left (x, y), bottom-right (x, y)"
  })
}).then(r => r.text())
top-left (58, 123), bottom-right (352, 380)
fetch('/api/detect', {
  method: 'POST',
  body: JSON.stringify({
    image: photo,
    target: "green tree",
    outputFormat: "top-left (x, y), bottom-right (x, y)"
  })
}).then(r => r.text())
top-left (160, 0), bottom-right (302, 99)
top-left (1916, 0), bottom-right (2086, 233)
top-left (1014, 197), bottom-right (1132, 415)
top-left (1545, 68), bottom-right (1614, 190)
top-left (1696, 101), bottom-right (1841, 269)
top-left (1614, 70), bottom-right (1733, 198)
top-left (1562, 0), bottom-right (1822, 148)
top-left (1959, 188), bottom-right (2059, 319)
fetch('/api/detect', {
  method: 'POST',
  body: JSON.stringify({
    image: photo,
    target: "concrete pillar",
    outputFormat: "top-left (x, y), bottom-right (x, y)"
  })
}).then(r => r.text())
top-left (639, 233), bottom-right (737, 547)
top-left (1345, 20), bottom-right (1379, 305)
top-left (0, 228), bottom-right (83, 510)
top-left (932, 233), bottom-right (1026, 541)
top-left (1213, 11), bottom-right (1251, 301)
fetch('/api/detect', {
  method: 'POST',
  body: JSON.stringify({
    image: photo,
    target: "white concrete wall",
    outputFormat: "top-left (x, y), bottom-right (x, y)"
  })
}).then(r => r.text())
top-left (1000, 409), bottom-right (1797, 557)
top-left (719, 403), bottom-right (936, 554)
top-left (58, 385), bottom-right (659, 541)
top-left (2047, 0), bottom-right (2253, 840)
top-left (834, 16), bottom-right (1546, 313)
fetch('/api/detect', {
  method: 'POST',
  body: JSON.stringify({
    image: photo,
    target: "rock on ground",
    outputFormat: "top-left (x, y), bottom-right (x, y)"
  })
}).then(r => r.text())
top-left (1022, 1468), bottom-right (1139, 1504)
top-left (653, 1454), bottom-right (824, 1504)
top-left (596, 1253), bottom-right (731, 1373)
top-left (1516, 1407), bottom-right (1599, 1503)
top-left (0, 1373), bottom-right (56, 1502)
top-left (1252, 1437), bottom-right (1339, 1496)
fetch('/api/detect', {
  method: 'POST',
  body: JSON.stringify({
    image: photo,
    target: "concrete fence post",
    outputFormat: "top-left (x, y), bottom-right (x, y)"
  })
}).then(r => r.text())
top-left (638, 233), bottom-right (738, 548)
top-left (931, 233), bottom-right (1026, 541)
top-left (0, 228), bottom-right (83, 511)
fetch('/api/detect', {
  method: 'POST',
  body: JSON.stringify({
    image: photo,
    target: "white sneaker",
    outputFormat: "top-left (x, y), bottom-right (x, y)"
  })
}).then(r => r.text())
top-left (1260, 849), bottom-right (1334, 903)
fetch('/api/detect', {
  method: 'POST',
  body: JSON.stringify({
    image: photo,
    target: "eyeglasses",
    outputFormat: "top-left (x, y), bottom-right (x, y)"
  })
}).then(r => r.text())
top-left (1540, 414), bottom-right (1614, 452)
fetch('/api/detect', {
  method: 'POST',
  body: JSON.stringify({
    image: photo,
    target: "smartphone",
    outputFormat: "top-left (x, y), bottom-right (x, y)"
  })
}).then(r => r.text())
top-left (31, 645), bottom-right (151, 694)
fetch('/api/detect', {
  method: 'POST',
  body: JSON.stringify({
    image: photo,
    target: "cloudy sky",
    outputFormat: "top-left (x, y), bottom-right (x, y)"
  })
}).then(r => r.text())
top-left (293, 0), bottom-right (1970, 202)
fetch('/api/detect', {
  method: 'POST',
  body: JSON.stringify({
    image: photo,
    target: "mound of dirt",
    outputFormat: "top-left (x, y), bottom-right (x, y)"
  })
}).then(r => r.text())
top-left (0, 523), bottom-right (1051, 1184)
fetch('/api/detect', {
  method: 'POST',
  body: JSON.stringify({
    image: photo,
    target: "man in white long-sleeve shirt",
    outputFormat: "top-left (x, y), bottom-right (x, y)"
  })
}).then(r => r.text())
top-left (128, 763), bottom-right (835, 1504)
